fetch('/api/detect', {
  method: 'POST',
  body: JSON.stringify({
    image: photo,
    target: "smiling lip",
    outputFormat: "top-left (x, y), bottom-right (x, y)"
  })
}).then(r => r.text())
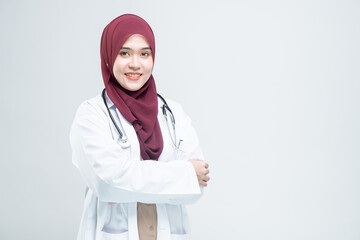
top-left (125, 72), bottom-right (142, 81)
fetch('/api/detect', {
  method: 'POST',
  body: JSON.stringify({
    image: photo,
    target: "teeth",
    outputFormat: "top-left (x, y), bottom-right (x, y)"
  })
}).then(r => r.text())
top-left (126, 73), bottom-right (141, 77)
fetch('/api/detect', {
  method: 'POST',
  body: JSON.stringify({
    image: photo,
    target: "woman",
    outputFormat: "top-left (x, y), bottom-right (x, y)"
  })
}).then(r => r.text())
top-left (70, 14), bottom-right (210, 240)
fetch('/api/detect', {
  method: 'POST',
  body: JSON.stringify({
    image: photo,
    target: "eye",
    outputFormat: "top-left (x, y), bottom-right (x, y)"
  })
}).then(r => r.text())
top-left (119, 51), bottom-right (129, 56)
top-left (141, 51), bottom-right (151, 57)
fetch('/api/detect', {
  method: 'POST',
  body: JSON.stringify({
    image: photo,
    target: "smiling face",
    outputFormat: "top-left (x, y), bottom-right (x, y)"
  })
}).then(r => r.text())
top-left (112, 34), bottom-right (154, 91)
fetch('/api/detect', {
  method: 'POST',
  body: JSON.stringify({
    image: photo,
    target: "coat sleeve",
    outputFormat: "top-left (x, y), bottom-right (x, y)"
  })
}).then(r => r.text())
top-left (70, 100), bottom-right (202, 204)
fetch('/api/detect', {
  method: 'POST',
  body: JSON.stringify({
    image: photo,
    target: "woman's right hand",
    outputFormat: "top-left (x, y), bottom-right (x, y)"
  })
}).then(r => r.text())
top-left (188, 159), bottom-right (210, 187)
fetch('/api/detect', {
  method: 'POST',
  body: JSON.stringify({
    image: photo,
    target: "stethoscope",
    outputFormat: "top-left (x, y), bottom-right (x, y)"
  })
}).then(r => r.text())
top-left (102, 89), bottom-right (180, 150)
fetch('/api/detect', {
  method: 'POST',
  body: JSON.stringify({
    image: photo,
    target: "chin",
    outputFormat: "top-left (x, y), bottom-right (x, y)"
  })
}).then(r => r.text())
top-left (126, 84), bottom-right (143, 91)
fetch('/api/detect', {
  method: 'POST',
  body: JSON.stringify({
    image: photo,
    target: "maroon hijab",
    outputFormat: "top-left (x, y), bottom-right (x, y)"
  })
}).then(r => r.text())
top-left (100, 14), bottom-right (163, 160)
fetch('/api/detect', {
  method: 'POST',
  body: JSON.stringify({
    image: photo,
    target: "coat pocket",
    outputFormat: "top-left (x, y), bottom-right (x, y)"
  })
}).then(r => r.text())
top-left (100, 203), bottom-right (129, 237)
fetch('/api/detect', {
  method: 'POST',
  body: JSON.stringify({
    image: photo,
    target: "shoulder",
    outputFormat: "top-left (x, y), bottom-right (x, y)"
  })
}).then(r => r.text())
top-left (78, 94), bottom-right (103, 109)
top-left (70, 94), bottom-right (111, 139)
top-left (157, 95), bottom-right (189, 123)
top-left (74, 94), bottom-right (107, 120)
top-left (158, 94), bottom-right (182, 112)
top-left (162, 97), bottom-right (182, 110)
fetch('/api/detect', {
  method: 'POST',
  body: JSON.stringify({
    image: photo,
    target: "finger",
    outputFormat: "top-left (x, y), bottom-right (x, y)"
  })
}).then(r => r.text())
top-left (204, 162), bottom-right (209, 169)
top-left (199, 180), bottom-right (207, 187)
top-left (200, 168), bottom-right (209, 176)
top-left (201, 175), bottom-right (210, 182)
top-left (202, 181), bottom-right (208, 187)
top-left (203, 176), bottom-right (210, 182)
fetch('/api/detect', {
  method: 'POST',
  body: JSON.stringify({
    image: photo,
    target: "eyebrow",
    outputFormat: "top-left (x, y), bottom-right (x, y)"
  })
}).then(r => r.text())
top-left (120, 47), bottom-right (152, 50)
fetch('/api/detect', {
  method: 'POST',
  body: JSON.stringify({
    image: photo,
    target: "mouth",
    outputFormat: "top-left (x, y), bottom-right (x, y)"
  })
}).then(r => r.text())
top-left (125, 72), bottom-right (142, 80)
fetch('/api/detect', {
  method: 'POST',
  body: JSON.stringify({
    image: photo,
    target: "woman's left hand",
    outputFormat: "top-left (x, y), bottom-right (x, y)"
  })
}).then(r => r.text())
top-left (188, 159), bottom-right (210, 187)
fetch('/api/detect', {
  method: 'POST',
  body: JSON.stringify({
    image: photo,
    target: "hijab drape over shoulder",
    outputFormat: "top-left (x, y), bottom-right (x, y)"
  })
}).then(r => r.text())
top-left (100, 14), bottom-right (163, 160)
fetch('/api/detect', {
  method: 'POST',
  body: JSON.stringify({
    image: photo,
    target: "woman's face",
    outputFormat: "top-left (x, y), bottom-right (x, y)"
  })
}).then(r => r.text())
top-left (112, 34), bottom-right (154, 91)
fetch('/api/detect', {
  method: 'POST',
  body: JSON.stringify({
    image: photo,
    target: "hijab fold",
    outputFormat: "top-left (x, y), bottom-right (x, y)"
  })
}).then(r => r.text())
top-left (100, 14), bottom-right (163, 160)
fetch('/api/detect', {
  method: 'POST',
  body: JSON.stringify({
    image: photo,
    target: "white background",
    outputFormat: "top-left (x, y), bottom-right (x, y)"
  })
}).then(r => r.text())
top-left (1, 0), bottom-right (359, 239)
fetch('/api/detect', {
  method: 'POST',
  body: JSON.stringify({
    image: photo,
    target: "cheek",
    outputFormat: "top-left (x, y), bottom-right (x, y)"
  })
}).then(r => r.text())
top-left (113, 63), bottom-right (124, 77)
top-left (113, 56), bottom-right (127, 73)
top-left (145, 60), bottom-right (154, 73)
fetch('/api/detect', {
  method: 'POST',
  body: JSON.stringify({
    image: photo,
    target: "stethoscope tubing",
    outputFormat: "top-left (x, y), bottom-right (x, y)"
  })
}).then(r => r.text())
top-left (101, 88), bottom-right (177, 150)
top-left (102, 89), bottom-right (125, 139)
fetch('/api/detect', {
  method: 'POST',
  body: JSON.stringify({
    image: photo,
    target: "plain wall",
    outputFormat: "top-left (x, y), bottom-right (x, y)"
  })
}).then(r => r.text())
top-left (1, 0), bottom-right (359, 239)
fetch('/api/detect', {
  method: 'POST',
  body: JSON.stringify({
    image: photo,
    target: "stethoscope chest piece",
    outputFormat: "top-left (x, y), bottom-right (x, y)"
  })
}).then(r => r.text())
top-left (117, 136), bottom-right (131, 148)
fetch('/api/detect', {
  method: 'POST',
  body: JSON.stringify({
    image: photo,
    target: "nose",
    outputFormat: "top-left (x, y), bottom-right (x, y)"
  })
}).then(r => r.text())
top-left (128, 55), bottom-right (140, 70)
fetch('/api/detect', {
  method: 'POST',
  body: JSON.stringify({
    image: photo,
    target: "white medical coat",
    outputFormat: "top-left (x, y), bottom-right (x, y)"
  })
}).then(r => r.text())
top-left (70, 93), bottom-right (204, 240)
